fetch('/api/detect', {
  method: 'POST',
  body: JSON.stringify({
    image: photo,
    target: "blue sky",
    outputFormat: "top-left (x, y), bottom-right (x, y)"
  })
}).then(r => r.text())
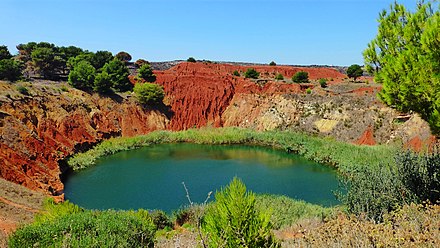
top-left (1, 0), bottom-right (417, 66)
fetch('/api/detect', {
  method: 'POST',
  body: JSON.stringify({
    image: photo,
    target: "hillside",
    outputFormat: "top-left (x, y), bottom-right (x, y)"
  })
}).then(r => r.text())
top-left (0, 62), bottom-right (435, 199)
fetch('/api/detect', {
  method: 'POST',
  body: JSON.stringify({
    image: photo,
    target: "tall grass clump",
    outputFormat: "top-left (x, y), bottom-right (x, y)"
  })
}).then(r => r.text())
top-left (255, 195), bottom-right (336, 229)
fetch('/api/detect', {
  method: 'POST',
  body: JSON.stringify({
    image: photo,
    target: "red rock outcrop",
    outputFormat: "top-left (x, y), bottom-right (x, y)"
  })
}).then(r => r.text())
top-left (0, 84), bottom-right (169, 198)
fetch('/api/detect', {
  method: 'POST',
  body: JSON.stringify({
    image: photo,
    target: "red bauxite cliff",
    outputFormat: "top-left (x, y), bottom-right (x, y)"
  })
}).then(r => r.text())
top-left (154, 62), bottom-right (345, 130)
top-left (0, 62), bottom-right (435, 197)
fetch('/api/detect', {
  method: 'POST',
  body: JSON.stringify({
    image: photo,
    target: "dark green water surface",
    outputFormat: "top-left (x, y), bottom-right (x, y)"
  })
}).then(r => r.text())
top-left (64, 144), bottom-right (339, 212)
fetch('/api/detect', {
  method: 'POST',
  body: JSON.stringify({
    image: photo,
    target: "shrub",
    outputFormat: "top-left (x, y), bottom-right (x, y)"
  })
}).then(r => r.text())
top-left (134, 82), bottom-right (165, 104)
top-left (347, 64), bottom-right (363, 82)
top-left (203, 177), bottom-right (280, 247)
top-left (232, 70), bottom-right (240, 77)
top-left (16, 85), bottom-right (29, 95)
top-left (138, 64), bottom-right (156, 82)
top-left (269, 61), bottom-right (276, 66)
top-left (275, 73), bottom-right (284, 80)
top-left (187, 57), bottom-right (196, 63)
top-left (319, 78), bottom-right (327, 88)
top-left (292, 71), bottom-right (309, 83)
top-left (150, 210), bottom-right (172, 230)
top-left (102, 59), bottom-right (132, 92)
top-left (91, 50), bottom-right (113, 69)
top-left (244, 68), bottom-right (260, 79)
top-left (306, 88), bottom-right (312, 94)
top-left (93, 71), bottom-right (113, 94)
top-left (68, 60), bottom-right (96, 90)
top-left (9, 210), bottom-right (155, 247)
top-left (0, 59), bottom-right (22, 81)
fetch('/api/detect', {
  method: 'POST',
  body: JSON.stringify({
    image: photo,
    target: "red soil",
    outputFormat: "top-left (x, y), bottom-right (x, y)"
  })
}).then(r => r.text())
top-left (355, 126), bottom-right (376, 146)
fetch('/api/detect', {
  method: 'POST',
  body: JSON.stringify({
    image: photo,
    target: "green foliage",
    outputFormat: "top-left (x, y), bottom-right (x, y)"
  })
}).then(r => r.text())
top-left (275, 73), bottom-right (284, 80)
top-left (150, 210), bottom-right (173, 230)
top-left (319, 78), bottom-right (327, 88)
top-left (35, 198), bottom-right (83, 224)
top-left (31, 46), bottom-right (60, 79)
top-left (396, 151), bottom-right (440, 204)
top-left (135, 59), bottom-right (149, 67)
top-left (339, 150), bottom-right (440, 222)
top-left (203, 177), bottom-right (280, 247)
top-left (187, 57), bottom-right (196, 63)
top-left (68, 60), bottom-right (96, 90)
top-left (102, 59), bottom-right (132, 92)
top-left (269, 61), bottom-right (276, 66)
top-left (306, 88), bottom-right (312, 94)
top-left (347, 64), bottom-right (363, 81)
top-left (92, 50), bottom-right (113, 69)
top-left (138, 64), bottom-right (156, 82)
top-left (93, 71), bottom-right (113, 94)
top-left (16, 85), bottom-right (28, 95)
top-left (255, 195), bottom-right (335, 229)
top-left (244, 68), bottom-right (260, 79)
top-left (232, 70), bottom-right (240, 77)
top-left (363, 1), bottom-right (440, 133)
top-left (0, 59), bottom-right (22, 81)
top-left (9, 210), bottom-right (155, 247)
top-left (0, 45), bottom-right (12, 60)
top-left (134, 82), bottom-right (165, 104)
top-left (292, 71), bottom-right (309, 83)
top-left (67, 52), bottom-right (94, 69)
top-left (115, 51), bottom-right (132, 62)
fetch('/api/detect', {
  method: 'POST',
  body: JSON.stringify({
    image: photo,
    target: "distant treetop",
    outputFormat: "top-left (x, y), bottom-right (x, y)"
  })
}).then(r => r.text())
top-left (187, 57), bottom-right (196, 63)
top-left (115, 51), bottom-right (132, 62)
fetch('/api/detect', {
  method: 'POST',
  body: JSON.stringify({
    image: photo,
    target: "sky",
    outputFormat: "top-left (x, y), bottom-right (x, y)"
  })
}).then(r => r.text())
top-left (1, 0), bottom-right (418, 66)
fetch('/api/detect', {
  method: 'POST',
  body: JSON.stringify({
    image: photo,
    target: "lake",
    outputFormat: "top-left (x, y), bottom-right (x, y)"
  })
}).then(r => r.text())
top-left (64, 144), bottom-right (339, 212)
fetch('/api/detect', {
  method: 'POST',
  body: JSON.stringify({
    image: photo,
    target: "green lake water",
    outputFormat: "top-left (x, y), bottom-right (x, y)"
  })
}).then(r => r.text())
top-left (64, 144), bottom-right (340, 212)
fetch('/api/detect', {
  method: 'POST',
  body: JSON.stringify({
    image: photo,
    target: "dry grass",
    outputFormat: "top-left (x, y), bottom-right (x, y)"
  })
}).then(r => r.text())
top-left (0, 178), bottom-right (45, 248)
top-left (281, 203), bottom-right (440, 247)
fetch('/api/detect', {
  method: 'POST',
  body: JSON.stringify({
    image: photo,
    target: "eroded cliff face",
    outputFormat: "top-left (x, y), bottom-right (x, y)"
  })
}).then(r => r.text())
top-left (0, 82), bottom-right (169, 198)
top-left (0, 62), bottom-right (436, 197)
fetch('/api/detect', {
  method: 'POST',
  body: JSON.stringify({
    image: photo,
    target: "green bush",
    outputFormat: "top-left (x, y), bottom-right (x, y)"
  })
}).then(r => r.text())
top-left (275, 73), bottom-right (284, 80)
top-left (0, 59), bottom-right (22, 81)
top-left (232, 70), bottom-right (240, 77)
top-left (255, 195), bottom-right (335, 229)
top-left (203, 177), bottom-right (280, 247)
top-left (134, 82), bottom-right (165, 104)
top-left (150, 210), bottom-right (172, 230)
top-left (68, 60), bottom-right (96, 90)
top-left (269, 61), bottom-right (276, 66)
top-left (244, 68), bottom-right (260, 79)
top-left (306, 88), bottom-right (312, 94)
top-left (347, 64), bottom-right (363, 82)
top-left (0, 45), bottom-right (12, 60)
top-left (138, 64), bottom-right (156, 82)
top-left (9, 210), bottom-right (155, 248)
top-left (16, 85), bottom-right (28, 95)
top-left (319, 78), bottom-right (327, 88)
top-left (102, 59), bottom-right (132, 92)
top-left (93, 71), bottom-right (113, 94)
top-left (187, 57), bottom-right (196, 63)
top-left (292, 71), bottom-right (309, 83)
top-left (396, 151), bottom-right (440, 204)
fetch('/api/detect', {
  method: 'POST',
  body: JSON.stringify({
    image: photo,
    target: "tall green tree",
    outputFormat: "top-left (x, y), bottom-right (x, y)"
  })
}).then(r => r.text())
top-left (0, 59), bottom-right (22, 81)
top-left (92, 51), bottom-right (113, 69)
top-left (363, 1), bottom-right (440, 132)
top-left (0, 45), bottom-right (12, 60)
top-left (102, 59), bottom-right (132, 92)
top-left (68, 60), bottom-right (96, 90)
top-left (94, 71), bottom-right (113, 94)
top-left (347, 64), bottom-right (363, 81)
top-left (137, 64), bottom-right (156, 82)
